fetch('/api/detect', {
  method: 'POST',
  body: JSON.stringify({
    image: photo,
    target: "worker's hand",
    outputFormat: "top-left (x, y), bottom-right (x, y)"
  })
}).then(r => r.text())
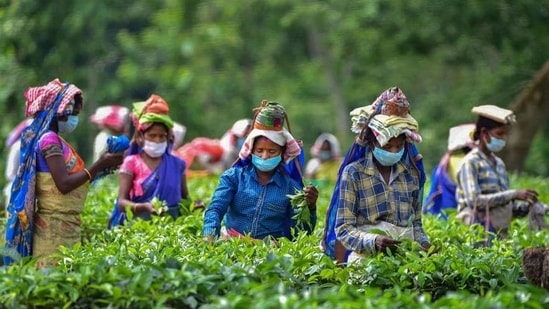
top-left (421, 241), bottom-right (438, 255)
top-left (516, 189), bottom-right (538, 204)
top-left (192, 199), bottom-right (206, 211)
top-left (375, 235), bottom-right (401, 254)
top-left (203, 235), bottom-right (215, 243)
top-left (303, 184), bottom-right (318, 210)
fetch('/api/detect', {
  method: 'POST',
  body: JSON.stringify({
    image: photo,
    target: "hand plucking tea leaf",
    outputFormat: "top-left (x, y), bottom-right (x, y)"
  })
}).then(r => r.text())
top-left (151, 197), bottom-right (168, 215)
top-left (287, 188), bottom-right (312, 229)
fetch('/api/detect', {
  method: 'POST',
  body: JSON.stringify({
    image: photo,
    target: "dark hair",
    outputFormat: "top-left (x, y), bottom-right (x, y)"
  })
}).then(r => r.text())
top-left (473, 116), bottom-right (505, 141)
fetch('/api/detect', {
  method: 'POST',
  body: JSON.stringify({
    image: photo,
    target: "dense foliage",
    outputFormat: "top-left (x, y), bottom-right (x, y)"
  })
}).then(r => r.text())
top-left (1, 175), bottom-right (549, 308)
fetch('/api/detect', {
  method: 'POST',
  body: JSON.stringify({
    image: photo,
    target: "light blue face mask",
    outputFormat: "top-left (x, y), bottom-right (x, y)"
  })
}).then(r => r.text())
top-left (319, 150), bottom-right (332, 161)
top-left (58, 115), bottom-right (79, 134)
top-left (486, 135), bottom-right (506, 153)
top-left (372, 147), bottom-right (404, 167)
top-left (252, 154), bottom-right (282, 172)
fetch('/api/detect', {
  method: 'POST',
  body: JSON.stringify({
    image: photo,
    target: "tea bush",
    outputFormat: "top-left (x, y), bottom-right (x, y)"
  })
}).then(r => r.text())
top-left (1, 174), bottom-right (549, 308)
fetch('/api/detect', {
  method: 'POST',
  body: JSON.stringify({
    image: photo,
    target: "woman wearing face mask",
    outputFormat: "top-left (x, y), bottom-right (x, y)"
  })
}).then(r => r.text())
top-left (304, 133), bottom-right (342, 184)
top-left (455, 105), bottom-right (539, 240)
top-left (3, 79), bottom-right (124, 266)
top-left (202, 101), bottom-right (318, 241)
top-left (332, 87), bottom-right (431, 264)
top-left (113, 94), bottom-right (201, 225)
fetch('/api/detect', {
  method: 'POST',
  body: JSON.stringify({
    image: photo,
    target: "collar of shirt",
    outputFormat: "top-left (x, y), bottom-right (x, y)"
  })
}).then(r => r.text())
top-left (246, 163), bottom-right (285, 189)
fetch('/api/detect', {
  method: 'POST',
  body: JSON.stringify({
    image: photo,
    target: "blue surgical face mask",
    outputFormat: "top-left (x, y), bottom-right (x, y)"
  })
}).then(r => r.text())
top-left (58, 115), bottom-right (79, 134)
top-left (319, 150), bottom-right (332, 161)
top-left (252, 154), bottom-right (282, 172)
top-left (486, 135), bottom-right (506, 153)
top-left (372, 147), bottom-right (404, 167)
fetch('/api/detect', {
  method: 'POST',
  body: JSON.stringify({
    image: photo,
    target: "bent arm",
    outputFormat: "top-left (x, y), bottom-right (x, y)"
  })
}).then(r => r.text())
top-left (458, 160), bottom-right (517, 209)
top-left (203, 170), bottom-right (236, 236)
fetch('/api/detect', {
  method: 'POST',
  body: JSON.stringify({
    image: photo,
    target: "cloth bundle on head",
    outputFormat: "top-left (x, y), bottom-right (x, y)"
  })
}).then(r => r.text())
top-left (239, 100), bottom-right (301, 163)
top-left (471, 105), bottom-right (516, 125)
top-left (131, 94), bottom-right (174, 132)
top-left (90, 105), bottom-right (130, 132)
top-left (350, 86), bottom-right (421, 147)
top-left (447, 123), bottom-right (476, 152)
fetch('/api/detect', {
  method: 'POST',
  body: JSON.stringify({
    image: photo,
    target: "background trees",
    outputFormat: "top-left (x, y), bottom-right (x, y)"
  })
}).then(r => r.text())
top-left (1, 0), bottom-right (548, 180)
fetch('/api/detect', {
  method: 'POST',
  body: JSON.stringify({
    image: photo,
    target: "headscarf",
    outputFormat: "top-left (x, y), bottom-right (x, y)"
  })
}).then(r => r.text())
top-left (350, 86), bottom-right (422, 147)
top-left (238, 101), bottom-right (301, 163)
top-left (90, 105), bottom-right (130, 132)
top-left (310, 133), bottom-right (341, 159)
top-left (4, 79), bottom-right (82, 264)
top-left (130, 94), bottom-right (174, 132)
top-left (128, 94), bottom-right (175, 155)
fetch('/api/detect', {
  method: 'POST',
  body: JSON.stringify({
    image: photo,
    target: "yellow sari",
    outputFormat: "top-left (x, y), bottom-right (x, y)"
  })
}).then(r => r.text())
top-left (32, 139), bottom-right (89, 266)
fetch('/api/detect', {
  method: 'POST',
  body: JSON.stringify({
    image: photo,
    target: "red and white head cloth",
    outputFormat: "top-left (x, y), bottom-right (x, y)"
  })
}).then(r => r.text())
top-left (24, 78), bottom-right (83, 117)
top-left (89, 105), bottom-right (130, 132)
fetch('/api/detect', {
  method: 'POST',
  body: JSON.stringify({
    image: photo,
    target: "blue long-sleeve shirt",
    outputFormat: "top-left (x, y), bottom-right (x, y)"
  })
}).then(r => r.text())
top-left (203, 163), bottom-right (317, 240)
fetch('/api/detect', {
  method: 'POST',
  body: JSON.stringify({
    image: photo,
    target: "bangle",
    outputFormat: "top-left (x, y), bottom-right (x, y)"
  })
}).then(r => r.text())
top-left (83, 168), bottom-right (92, 182)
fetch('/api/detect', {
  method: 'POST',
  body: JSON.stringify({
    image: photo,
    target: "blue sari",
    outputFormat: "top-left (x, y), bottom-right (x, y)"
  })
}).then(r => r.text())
top-left (108, 152), bottom-right (185, 228)
top-left (4, 84), bottom-right (69, 265)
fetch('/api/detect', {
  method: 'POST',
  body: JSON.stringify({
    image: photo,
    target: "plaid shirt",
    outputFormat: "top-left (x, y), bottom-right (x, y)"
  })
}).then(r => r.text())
top-left (335, 151), bottom-right (427, 254)
top-left (456, 148), bottom-right (517, 211)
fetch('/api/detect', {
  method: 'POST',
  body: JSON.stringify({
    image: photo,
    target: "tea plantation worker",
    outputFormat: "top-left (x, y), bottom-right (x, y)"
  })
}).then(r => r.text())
top-left (304, 132), bottom-right (343, 184)
top-left (109, 94), bottom-right (203, 228)
top-left (455, 105), bottom-right (541, 240)
top-left (3, 78), bottom-right (124, 266)
top-left (202, 100), bottom-right (318, 241)
top-left (423, 123), bottom-right (476, 219)
top-left (89, 105), bottom-right (131, 162)
top-left (332, 87), bottom-right (431, 264)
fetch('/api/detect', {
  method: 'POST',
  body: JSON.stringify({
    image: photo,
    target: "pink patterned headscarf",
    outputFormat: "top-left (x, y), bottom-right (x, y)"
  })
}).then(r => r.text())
top-left (239, 128), bottom-right (301, 163)
top-left (90, 105), bottom-right (130, 132)
top-left (25, 78), bottom-right (83, 117)
top-left (238, 100), bottom-right (301, 163)
top-left (370, 86), bottom-right (410, 117)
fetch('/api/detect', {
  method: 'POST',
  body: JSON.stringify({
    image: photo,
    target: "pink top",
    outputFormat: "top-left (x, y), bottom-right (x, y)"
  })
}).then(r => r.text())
top-left (36, 131), bottom-right (72, 172)
top-left (119, 154), bottom-right (153, 198)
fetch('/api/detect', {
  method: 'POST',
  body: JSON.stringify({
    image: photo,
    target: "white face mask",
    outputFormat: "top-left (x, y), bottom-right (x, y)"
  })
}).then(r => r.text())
top-left (142, 140), bottom-right (167, 158)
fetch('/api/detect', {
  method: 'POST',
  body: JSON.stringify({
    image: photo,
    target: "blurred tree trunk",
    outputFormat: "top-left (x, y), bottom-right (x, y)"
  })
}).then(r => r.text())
top-left (307, 27), bottom-right (349, 141)
top-left (502, 60), bottom-right (549, 172)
